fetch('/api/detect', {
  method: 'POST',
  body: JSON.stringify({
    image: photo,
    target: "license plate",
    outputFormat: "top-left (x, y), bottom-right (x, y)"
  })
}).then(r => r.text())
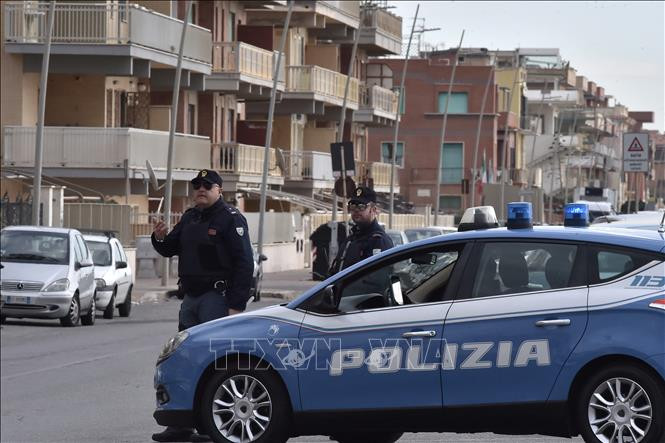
top-left (7, 296), bottom-right (31, 304)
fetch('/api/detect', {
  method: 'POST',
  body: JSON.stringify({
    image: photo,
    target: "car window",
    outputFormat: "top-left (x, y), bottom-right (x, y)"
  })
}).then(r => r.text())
top-left (112, 242), bottom-right (123, 262)
top-left (75, 235), bottom-right (89, 261)
top-left (302, 245), bottom-right (464, 314)
top-left (0, 230), bottom-right (69, 265)
top-left (72, 236), bottom-right (84, 263)
top-left (87, 241), bottom-right (112, 266)
top-left (117, 242), bottom-right (127, 262)
top-left (470, 242), bottom-right (578, 298)
top-left (590, 247), bottom-right (656, 284)
top-left (388, 233), bottom-right (404, 245)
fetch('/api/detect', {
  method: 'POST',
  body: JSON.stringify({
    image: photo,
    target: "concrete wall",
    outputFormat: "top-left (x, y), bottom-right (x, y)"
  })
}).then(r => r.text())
top-left (304, 124), bottom-right (336, 151)
top-left (306, 44), bottom-right (340, 72)
top-left (45, 75), bottom-right (106, 127)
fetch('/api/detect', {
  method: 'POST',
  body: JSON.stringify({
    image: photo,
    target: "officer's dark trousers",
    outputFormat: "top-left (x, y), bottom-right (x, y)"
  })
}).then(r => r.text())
top-left (178, 290), bottom-right (229, 331)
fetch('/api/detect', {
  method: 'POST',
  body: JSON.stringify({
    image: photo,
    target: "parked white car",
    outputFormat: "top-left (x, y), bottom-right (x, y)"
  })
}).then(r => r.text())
top-left (84, 234), bottom-right (133, 319)
top-left (386, 229), bottom-right (409, 246)
top-left (0, 226), bottom-right (96, 327)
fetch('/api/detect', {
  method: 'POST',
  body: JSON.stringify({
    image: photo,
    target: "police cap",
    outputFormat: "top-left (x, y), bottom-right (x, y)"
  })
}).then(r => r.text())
top-left (349, 186), bottom-right (377, 204)
top-left (191, 169), bottom-right (223, 187)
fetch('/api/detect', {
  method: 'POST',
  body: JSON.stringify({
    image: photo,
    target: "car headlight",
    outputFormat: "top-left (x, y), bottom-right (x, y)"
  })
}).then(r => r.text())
top-left (95, 278), bottom-right (108, 289)
top-left (157, 331), bottom-right (189, 365)
top-left (44, 278), bottom-right (70, 292)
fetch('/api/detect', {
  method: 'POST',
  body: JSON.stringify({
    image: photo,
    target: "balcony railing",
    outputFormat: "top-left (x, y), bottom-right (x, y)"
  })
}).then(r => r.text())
top-left (286, 65), bottom-right (359, 106)
top-left (356, 161), bottom-right (399, 188)
top-left (319, 1), bottom-right (360, 21)
top-left (215, 143), bottom-right (281, 176)
top-left (212, 41), bottom-right (284, 84)
top-left (2, 126), bottom-right (210, 170)
top-left (3, 2), bottom-right (211, 63)
top-left (282, 150), bottom-right (334, 181)
top-left (360, 8), bottom-right (402, 39)
top-left (360, 85), bottom-right (398, 115)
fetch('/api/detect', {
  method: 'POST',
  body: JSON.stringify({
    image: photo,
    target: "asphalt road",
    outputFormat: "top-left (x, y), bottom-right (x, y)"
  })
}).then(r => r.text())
top-left (1, 290), bottom-right (582, 443)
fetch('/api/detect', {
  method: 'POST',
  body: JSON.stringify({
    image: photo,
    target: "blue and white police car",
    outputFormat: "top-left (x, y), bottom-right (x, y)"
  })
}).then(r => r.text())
top-left (154, 203), bottom-right (665, 443)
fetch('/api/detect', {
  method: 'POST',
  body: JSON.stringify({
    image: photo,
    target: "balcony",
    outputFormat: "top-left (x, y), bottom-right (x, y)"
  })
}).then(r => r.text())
top-left (287, 65), bottom-right (359, 108)
top-left (358, 7), bottom-right (402, 55)
top-left (282, 151), bottom-right (334, 182)
top-left (2, 126), bottom-right (210, 177)
top-left (207, 42), bottom-right (285, 99)
top-left (3, 2), bottom-right (211, 76)
top-left (212, 142), bottom-right (284, 189)
top-left (356, 161), bottom-right (399, 193)
top-left (354, 85), bottom-right (398, 126)
top-left (246, 1), bottom-right (359, 29)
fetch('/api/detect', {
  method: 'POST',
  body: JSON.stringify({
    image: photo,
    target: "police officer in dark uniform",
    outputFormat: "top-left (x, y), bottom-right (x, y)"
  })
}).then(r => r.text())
top-left (151, 169), bottom-right (253, 443)
top-left (329, 186), bottom-right (393, 274)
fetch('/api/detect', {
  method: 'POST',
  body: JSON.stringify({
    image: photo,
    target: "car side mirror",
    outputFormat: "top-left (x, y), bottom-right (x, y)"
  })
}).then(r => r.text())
top-left (259, 254), bottom-right (268, 262)
top-left (116, 261), bottom-right (127, 269)
top-left (321, 284), bottom-right (340, 312)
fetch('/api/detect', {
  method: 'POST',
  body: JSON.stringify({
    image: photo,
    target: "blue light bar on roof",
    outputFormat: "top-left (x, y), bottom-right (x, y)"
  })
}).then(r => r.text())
top-left (506, 202), bottom-right (533, 229)
top-left (564, 203), bottom-right (589, 227)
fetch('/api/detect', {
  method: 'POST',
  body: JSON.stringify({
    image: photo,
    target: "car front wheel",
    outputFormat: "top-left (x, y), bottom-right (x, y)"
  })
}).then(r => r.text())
top-left (200, 363), bottom-right (291, 443)
top-left (60, 295), bottom-right (80, 327)
top-left (576, 364), bottom-right (664, 443)
top-left (81, 295), bottom-right (96, 326)
top-left (103, 289), bottom-right (116, 319)
top-left (118, 286), bottom-right (132, 317)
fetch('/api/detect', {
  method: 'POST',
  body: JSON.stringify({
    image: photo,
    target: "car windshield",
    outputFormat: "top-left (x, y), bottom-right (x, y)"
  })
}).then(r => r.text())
top-left (0, 230), bottom-right (69, 265)
top-left (388, 233), bottom-right (404, 245)
top-left (86, 241), bottom-right (112, 266)
top-left (405, 229), bottom-right (442, 242)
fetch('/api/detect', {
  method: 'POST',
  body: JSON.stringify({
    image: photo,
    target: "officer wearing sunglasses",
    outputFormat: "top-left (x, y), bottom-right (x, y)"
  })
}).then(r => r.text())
top-left (151, 169), bottom-right (254, 442)
top-left (329, 186), bottom-right (393, 275)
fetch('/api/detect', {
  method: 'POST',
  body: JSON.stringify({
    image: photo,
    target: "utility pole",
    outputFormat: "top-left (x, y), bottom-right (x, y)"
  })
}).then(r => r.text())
top-left (470, 50), bottom-right (496, 208)
top-left (258, 0), bottom-right (293, 261)
top-left (161, 0), bottom-right (192, 287)
top-left (32, 0), bottom-right (56, 226)
top-left (498, 58), bottom-right (522, 222)
top-left (434, 30), bottom-right (464, 226)
top-left (388, 4), bottom-right (420, 228)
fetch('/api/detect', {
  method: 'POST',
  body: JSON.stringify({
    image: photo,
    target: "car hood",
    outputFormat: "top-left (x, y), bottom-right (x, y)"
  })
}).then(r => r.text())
top-left (0, 261), bottom-right (70, 284)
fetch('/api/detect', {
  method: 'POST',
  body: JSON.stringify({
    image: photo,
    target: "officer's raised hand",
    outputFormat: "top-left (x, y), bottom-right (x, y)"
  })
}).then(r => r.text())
top-left (153, 218), bottom-right (168, 241)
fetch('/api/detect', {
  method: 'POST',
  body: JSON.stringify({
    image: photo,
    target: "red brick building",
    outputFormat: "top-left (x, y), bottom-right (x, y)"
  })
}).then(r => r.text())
top-left (366, 49), bottom-right (498, 215)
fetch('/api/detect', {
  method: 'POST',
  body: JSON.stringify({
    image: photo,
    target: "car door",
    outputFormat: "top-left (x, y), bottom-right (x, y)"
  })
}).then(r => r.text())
top-left (297, 242), bottom-right (469, 411)
top-left (74, 234), bottom-right (95, 303)
top-left (112, 240), bottom-right (130, 300)
top-left (442, 240), bottom-right (588, 406)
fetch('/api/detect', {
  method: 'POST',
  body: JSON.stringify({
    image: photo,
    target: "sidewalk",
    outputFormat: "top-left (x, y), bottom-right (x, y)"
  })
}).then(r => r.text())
top-left (134, 268), bottom-right (319, 303)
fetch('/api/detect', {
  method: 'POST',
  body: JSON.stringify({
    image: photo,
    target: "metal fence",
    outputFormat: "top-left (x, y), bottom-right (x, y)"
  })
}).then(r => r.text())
top-left (0, 199), bottom-right (34, 228)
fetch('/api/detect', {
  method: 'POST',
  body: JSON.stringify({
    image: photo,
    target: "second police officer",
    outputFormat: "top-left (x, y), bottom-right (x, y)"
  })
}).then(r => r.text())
top-left (329, 186), bottom-right (394, 275)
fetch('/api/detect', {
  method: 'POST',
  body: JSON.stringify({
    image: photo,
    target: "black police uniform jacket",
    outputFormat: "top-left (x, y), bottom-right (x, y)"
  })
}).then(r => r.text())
top-left (151, 198), bottom-right (254, 311)
top-left (331, 219), bottom-right (393, 273)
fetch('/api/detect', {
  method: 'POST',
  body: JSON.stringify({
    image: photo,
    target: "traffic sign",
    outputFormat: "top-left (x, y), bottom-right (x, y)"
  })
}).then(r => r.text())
top-left (623, 132), bottom-right (648, 161)
top-left (623, 160), bottom-right (649, 172)
top-left (330, 142), bottom-right (355, 177)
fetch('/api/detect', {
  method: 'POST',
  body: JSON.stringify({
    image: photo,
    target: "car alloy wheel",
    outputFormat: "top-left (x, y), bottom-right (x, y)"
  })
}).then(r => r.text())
top-left (587, 377), bottom-right (652, 443)
top-left (211, 375), bottom-right (272, 443)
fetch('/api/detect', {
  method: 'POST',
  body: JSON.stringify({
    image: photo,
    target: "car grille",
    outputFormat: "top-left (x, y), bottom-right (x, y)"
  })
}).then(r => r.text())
top-left (1, 281), bottom-right (44, 292)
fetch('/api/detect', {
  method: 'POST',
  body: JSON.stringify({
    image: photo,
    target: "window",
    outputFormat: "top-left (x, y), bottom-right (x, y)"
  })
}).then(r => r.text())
top-left (112, 242), bottom-right (123, 263)
top-left (437, 92), bottom-right (468, 113)
top-left (302, 245), bottom-right (464, 314)
top-left (469, 242), bottom-right (579, 298)
top-left (73, 236), bottom-right (84, 263)
top-left (76, 235), bottom-right (89, 261)
top-left (226, 109), bottom-right (235, 142)
top-left (439, 196), bottom-right (461, 211)
top-left (188, 104), bottom-right (196, 135)
top-left (380, 142), bottom-right (404, 167)
top-left (0, 231), bottom-right (69, 265)
top-left (441, 142), bottom-right (463, 184)
top-left (87, 241), bottom-right (112, 266)
top-left (590, 247), bottom-right (656, 284)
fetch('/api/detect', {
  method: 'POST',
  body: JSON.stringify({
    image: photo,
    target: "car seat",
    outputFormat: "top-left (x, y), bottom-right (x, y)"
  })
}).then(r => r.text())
top-left (498, 250), bottom-right (530, 295)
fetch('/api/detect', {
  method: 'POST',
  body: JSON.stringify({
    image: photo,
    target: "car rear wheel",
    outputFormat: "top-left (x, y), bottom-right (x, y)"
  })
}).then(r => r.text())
top-left (60, 295), bottom-right (80, 327)
top-left (81, 295), bottom-right (96, 326)
top-left (103, 289), bottom-right (116, 319)
top-left (576, 364), bottom-right (664, 443)
top-left (200, 363), bottom-right (291, 443)
top-left (331, 432), bottom-right (403, 443)
top-left (118, 286), bottom-right (132, 317)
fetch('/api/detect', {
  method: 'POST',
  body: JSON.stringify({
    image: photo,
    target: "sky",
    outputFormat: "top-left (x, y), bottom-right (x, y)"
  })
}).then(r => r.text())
top-left (390, 1), bottom-right (665, 133)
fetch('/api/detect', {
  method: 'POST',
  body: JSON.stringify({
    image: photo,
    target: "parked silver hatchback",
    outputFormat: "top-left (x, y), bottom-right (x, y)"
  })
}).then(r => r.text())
top-left (84, 234), bottom-right (133, 319)
top-left (0, 226), bottom-right (96, 326)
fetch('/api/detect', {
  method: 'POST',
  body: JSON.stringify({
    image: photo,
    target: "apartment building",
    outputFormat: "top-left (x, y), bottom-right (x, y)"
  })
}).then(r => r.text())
top-left (650, 131), bottom-right (665, 207)
top-left (366, 48), bottom-right (499, 215)
top-left (1, 0), bottom-right (402, 220)
top-left (1, 1), bottom-right (213, 213)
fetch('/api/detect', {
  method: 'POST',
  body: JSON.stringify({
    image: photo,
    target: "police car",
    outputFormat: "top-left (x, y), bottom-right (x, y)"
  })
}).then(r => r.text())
top-left (154, 203), bottom-right (665, 443)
